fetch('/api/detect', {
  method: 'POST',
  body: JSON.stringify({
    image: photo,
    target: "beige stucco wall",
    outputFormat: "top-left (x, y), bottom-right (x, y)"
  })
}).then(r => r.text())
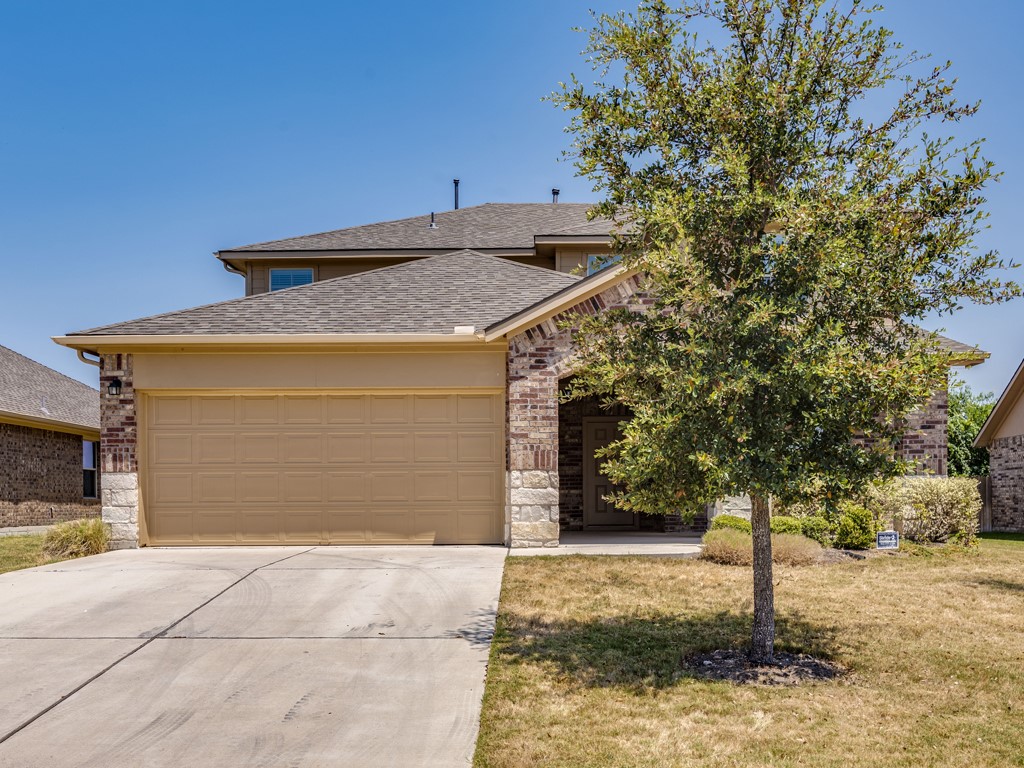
top-left (992, 390), bottom-right (1024, 441)
top-left (132, 346), bottom-right (506, 391)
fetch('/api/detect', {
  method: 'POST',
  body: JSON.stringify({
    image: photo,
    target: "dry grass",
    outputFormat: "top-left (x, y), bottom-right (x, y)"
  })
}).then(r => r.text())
top-left (0, 535), bottom-right (55, 574)
top-left (475, 538), bottom-right (1024, 768)
top-left (701, 529), bottom-right (824, 566)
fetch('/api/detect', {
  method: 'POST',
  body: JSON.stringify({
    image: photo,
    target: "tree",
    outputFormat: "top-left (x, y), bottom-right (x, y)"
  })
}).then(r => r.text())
top-left (947, 374), bottom-right (994, 476)
top-left (553, 0), bottom-right (1017, 663)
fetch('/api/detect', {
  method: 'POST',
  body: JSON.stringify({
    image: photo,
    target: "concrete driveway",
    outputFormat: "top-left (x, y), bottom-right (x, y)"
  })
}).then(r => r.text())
top-left (0, 546), bottom-right (507, 767)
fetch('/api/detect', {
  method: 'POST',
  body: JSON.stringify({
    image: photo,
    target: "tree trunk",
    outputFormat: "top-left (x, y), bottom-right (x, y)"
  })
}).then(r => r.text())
top-left (749, 493), bottom-right (775, 664)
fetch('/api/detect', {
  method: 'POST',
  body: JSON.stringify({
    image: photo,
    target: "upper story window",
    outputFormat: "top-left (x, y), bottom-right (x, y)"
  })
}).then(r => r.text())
top-left (586, 254), bottom-right (621, 276)
top-left (269, 268), bottom-right (314, 291)
top-left (83, 439), bottom-right (98, 499)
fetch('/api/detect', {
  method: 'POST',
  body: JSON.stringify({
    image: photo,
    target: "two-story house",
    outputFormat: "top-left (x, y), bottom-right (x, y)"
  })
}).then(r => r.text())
top-left (54, 203), bottom-right (985, 550)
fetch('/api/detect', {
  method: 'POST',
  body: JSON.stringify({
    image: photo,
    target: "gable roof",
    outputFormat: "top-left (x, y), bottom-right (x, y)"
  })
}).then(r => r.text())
top-left (975, 357), bottom-right (1024, 447)
top-left (219, 203), bottom-right (612, 253)
top-left (0, 345), bottom-right (99, 433)
top-left (67, 251), bottom-right (580, 338)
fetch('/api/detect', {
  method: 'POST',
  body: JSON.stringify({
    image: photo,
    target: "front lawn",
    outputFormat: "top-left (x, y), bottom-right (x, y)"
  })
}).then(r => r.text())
top-left (475, 539), bottom-right (1024, 767)
top-left (0, 534), bottom-right (57, 574)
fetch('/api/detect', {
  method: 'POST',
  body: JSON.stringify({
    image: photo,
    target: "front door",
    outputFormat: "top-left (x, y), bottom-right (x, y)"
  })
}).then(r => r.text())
top-left (583, 418), bottom-right (637, 529)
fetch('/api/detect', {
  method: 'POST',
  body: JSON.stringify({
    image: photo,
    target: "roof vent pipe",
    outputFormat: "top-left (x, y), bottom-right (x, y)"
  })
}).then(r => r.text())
top-left (552, 188), bottom-right (560, 204)
top-left (453, 179), bottom-right (460, 210)
top-left (428, 212), bottom-right (438, 229)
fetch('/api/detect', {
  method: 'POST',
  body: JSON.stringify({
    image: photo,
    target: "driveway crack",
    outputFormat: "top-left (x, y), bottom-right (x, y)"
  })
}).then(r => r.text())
top-left (0, 546), bottom-right (316, 746)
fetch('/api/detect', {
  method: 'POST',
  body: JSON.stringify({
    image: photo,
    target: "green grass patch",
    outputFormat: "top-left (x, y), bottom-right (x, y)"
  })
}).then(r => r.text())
top-left (0, 535), bottom-right (55, 574)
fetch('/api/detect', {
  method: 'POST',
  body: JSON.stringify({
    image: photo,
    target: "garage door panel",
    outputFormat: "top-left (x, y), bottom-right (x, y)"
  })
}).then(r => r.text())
top-left (196, 472), bottom-right (235, 504)
top-left (197, 396), bottom-right (235, 425)
top-left (145, 393), bottom-right (502, 545)
top-left (283, 472), bottom-right (323, 503)
top-left (326, 472), bottom-right (366, 502)
top-left (196, 433), bottom-right (236, 463)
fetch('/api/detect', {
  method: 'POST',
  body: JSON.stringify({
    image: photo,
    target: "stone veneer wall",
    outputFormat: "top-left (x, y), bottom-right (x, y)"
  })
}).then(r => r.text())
top-left (989, 434), bottom-right (1024, 531)
top-left (0, 422), bottom-right (100, 527)
top-left (99, 353), bottom-right (139, 549)
top-left (898, 386), bottom-right (949, 476)
top-left (506, 275), bottom-right (650, 547)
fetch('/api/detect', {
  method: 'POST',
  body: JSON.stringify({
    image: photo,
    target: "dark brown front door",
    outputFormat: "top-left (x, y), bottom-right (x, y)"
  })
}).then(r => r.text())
top-left (583, 418), bottom-right (637, 529)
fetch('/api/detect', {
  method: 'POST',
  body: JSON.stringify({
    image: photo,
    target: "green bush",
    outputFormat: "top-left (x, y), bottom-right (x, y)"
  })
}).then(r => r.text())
top-left (700, 529), bottom-right (823, 566)
top-left (864, 477), bottom-right (981, 545)
top-left (43, 518), bottom-right (108, 559)
top-left (833, 503), bottom-right (875, 550)
top-left (799, 516), bottom-right (833, 546)
top-left (709, 514), bottom-right (752, 533)
top-left (770, 515), bottom-right (803, 535)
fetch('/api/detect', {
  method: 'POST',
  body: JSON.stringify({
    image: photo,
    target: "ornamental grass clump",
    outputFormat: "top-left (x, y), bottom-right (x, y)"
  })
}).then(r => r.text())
top-left (43, 518), bottom-right (108, 559)
top-left (701, 529), bottom-right (823, 567)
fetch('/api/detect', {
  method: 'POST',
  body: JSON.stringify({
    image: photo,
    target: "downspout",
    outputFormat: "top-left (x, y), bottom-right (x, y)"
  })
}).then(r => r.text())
top-left (222, 259), bottom-right (246, 277)
top-left (77, 349), bottom-right (101, 367)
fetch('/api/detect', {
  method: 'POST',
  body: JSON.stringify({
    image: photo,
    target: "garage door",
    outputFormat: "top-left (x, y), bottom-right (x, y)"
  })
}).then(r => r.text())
top-left (143, 392), bottom-right (503, 545)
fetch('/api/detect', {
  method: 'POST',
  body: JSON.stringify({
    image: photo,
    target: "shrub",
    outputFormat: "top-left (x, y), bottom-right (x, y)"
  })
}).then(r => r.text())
top-left (43, 518), bottom-right (108, 559)
top-left (799, 516), bottom-right (833, 546)
top-left (700, 529), bottom-right (823, 566)
top-left (770, 515), bottom-right (803, 535)
top-left (833, 503), bottom-right (875, 550)
top-left (771, 533), bottom-right (825, 566)
top-left (709, 514), bottom-right (752, 533)
top-left (864, 477), bottom-right (981, 545)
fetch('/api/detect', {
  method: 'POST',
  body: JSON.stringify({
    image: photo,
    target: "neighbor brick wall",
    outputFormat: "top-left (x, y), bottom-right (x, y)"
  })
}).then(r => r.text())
top-left (898, 386), bottom-right (949, 477)
top-left (989, 434), bottom-right (1024, 531)
top-left (0, 422), bottom-right (100, 527)
top-left (99, 353), bottom-right (139, 549)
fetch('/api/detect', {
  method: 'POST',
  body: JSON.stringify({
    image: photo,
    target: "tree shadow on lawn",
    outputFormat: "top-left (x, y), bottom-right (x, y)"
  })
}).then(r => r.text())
top-left (970, 576), bottom-right (1024, 594)
top-left (495, 610), bottom-right (842, 691)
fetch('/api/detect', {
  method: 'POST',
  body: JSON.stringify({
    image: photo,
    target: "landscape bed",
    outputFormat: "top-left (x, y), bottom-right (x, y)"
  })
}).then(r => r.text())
top-left (474, 535), bottom-right (1024, 768)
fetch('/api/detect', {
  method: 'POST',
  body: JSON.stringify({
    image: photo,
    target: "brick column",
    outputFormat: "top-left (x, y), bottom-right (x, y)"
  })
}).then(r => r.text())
top-left (99, 353), bottom-right (139, 549)
top-left (507, 332), bottom-right (562, 547)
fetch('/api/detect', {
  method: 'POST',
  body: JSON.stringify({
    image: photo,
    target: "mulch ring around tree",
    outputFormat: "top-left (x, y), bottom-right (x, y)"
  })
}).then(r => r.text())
top-left (689, 649), bottom-right (846, 685)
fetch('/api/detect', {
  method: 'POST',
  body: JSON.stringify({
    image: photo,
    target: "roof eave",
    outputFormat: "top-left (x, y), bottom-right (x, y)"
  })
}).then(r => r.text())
top-left (0, 408), bottom-right (99, 439)
top-left (53, 333), bottom-right (493, 353)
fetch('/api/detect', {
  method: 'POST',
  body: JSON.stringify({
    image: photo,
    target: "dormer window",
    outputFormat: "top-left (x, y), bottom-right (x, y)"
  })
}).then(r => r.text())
top-left (269, 268), bottom-right (314, 291)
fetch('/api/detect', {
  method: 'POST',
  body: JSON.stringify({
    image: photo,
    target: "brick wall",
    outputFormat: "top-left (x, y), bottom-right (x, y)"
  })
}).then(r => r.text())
top-left (99, 353), bottom-right (139, 549)
top-left (989, 434), bottom-right (1024, 531)
top-left (0, 422), bottom-right (100, 527)
top-left (898, 386), bottom-right (949, 476)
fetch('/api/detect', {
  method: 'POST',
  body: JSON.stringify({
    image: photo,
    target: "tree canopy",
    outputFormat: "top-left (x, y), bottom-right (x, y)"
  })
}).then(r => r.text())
top-left (947, 374), bottom-right (994, 477)
top-left (553, 0), bottom-right (1018, 661)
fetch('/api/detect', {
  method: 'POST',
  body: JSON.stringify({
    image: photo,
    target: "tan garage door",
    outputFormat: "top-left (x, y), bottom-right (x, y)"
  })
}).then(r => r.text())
top-left (143, 392), bottom-right (503, 545)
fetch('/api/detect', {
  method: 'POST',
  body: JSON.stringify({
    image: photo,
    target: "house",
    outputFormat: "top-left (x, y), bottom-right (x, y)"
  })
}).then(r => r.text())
top-left (53, 203), bottom-right (985, 549)
top-left (974, 358), bottom-right (1024, 531)
top-left (0, 345), bottom-right (100, 528)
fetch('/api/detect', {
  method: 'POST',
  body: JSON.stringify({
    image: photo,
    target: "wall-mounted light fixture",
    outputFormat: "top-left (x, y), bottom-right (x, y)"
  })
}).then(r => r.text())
top-left (107, 378), bottom-right (122, 397)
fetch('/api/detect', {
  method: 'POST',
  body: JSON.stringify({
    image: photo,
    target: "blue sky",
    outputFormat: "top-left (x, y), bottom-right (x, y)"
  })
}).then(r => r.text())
top-left (1, 1), bottom-right (1021, 396)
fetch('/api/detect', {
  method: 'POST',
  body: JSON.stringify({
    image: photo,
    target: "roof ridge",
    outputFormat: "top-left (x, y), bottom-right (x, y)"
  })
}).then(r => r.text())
top-left (0, 344), bottom-right (99, 393)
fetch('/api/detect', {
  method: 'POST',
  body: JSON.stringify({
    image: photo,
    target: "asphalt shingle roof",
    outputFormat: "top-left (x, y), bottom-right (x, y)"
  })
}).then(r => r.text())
top-left (0, 345), bottom-right (99, 430)
top-left (221, 203), bottom-right (612, 252)
top-left (71, 251), bottom-right (581, 336)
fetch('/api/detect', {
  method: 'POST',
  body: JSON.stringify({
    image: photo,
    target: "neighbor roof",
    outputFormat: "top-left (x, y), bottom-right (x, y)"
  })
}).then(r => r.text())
top-left (220, 203), bottom-right (613, 253)
top-left (0, 345), bottom-right (99, 432)
top-left (975, 357), bottom-right (1024, 447)
top-left (68, 251), bottom-right (581, 337)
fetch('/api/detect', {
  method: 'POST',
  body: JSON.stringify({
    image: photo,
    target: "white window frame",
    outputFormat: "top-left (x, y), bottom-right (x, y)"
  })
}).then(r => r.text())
top-left (269, 268), bottom-right (314, 291)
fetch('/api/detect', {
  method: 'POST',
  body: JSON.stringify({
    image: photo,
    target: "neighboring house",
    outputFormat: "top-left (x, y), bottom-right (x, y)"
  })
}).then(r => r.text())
top-left (0, 345), bottom-right (100, 527)
top-left (974, 358), bottom-right (1024, 531)
top-left (54, 203), bottom-right (986, 549)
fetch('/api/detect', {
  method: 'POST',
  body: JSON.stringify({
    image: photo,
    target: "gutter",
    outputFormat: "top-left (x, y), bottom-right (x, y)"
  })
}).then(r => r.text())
top-left (52, 332), bottom-right (491, 352)
top-left (0, 408), bottom-right (100, 439)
